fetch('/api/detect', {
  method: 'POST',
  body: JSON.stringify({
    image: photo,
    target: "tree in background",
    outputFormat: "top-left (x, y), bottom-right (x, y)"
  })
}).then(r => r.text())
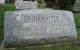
top-left (38, 0), bottom-right (76, 10)
top-left (45, 0), bottom-right (76, 10)
top-left (5, 0), bottom-right (76, 10)
top-left (5, 0), bottom-right (15, 3)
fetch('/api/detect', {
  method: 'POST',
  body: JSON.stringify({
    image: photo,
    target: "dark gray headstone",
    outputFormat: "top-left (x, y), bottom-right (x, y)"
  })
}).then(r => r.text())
top-left (4, 9), bottom-right (77, 47)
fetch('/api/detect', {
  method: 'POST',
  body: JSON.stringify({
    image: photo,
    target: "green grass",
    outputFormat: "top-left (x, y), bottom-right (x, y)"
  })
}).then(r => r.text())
top-left (6, 43), bottom-right (80, 50)
top-left (37, 3), bottom-right (47, 9)
top-left (74, 13), bottom-right (80, 41)
top-left (0, 3), bottom-right (80, 50)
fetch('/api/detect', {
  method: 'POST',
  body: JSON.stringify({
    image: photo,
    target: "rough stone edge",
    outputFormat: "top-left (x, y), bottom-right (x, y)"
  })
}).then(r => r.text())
top-left (4, 36), bottom-right (77, 48)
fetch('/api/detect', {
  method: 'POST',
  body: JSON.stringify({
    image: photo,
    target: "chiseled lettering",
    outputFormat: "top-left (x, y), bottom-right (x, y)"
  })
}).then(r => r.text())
top-left (21, 14), bottom-right (60, 23)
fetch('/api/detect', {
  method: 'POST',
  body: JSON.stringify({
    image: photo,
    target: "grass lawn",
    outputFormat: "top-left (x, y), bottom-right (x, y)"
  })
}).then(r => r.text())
top-left (0, 3), bottom-right (80, 50)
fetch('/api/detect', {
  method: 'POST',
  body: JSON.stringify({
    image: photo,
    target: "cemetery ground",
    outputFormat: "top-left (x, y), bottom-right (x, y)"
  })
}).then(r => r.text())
top-left (0, 3), bottom-right (80, 50)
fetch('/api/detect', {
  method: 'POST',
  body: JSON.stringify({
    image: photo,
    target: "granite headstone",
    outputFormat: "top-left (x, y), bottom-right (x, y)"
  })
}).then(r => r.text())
top-left (4, 9), bottom-right (77, 47)
top-left (15, 0), bottom-right (37, 10)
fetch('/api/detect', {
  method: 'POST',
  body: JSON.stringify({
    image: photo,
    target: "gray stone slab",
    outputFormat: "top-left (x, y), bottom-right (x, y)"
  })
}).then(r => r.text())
top-left (4, 9), bottom-right (77, 47)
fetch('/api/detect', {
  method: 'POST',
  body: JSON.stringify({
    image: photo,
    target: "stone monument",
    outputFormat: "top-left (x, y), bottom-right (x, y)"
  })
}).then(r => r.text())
top-left (73, 0), bottom-right (80, 11)
top-left (15, 0), bottom-right (37, 10)
top-left (4, 0), bottom-right (77, 48)
top-left (0, 0), bottom-right (5, 4)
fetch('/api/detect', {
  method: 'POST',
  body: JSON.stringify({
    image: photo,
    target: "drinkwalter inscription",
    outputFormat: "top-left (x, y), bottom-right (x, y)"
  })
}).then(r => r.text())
top-left (13, 14), bottom-right (68, 35)
top-left (4, 9), bottom-right (77, 47)
top-left (20, 14), bottom-right (61, 22)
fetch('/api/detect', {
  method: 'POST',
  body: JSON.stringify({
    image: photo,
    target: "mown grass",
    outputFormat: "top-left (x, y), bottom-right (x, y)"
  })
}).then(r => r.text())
top-left (6, 43), bottom-right (80, 50)
top-left (0, 3), bottom-right (80, 50)
top-left (74, 13), bottom-right (80, 41)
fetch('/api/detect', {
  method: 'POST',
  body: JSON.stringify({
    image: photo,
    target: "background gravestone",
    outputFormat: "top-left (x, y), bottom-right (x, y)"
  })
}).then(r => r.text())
top-left (0, 0), bottom-right (5, 4)
top-left (73, 0), bottom-right (80, 11)
top-left (15, 0), bottom-right (37, 10)
top-left (4, 9), bottom-right (77, 47)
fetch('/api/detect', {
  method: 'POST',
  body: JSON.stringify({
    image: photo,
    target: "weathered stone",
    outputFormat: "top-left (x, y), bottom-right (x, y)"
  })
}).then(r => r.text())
top-left (15, 0), bottom-right (37, 10)
top-left (4, 9), bottom-right (77, 47)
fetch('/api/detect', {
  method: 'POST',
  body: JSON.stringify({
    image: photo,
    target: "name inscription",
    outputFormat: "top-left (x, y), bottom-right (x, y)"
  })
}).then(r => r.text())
top-left (17, 14), bottom-right (63, 23)
top-left (13, 14), bottom-right (70, 36)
